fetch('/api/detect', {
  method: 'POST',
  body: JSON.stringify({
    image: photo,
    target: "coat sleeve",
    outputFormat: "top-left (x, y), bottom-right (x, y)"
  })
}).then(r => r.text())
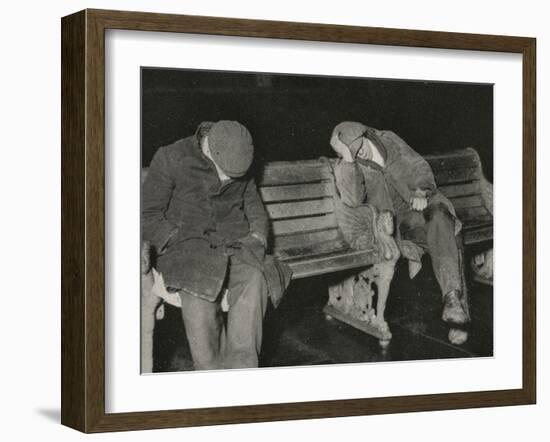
top-left (141, 146), bottom-right (179, 252)
top-left (385, 131), bottom-right (437, 196)
top-left (333, 159), bottom-right (366, 208)
top-left (243, 178), bottom-right (269, 244)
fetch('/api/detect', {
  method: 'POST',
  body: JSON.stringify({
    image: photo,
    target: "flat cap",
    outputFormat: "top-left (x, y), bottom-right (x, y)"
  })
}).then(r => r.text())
top-left (208, 121), bottom-right (254, 178)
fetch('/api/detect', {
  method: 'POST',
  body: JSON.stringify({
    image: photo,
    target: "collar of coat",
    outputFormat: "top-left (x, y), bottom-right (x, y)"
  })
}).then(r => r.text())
top-left (356, 156), bottom-right (385, 171)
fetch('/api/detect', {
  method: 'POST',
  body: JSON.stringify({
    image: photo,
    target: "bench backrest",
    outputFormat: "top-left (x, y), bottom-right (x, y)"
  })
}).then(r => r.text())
top-left (424, 148), bottom-right (493, 244)
top-left (141, 147), bottom-right (492, 260)
top-left (256, 159), bottom-right (347, 261)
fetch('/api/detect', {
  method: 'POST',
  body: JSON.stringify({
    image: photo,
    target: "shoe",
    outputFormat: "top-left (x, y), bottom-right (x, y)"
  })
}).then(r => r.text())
top-left (448, 328), bottom-right (468, 345)
top-left (442, 290), bottom-right (468, 324)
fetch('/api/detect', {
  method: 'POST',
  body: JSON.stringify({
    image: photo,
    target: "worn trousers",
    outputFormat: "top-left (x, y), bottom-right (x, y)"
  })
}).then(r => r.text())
top-left (178, 256), bottom-right (268, 370)
top-left (398, 202), bottom-right (462, 296)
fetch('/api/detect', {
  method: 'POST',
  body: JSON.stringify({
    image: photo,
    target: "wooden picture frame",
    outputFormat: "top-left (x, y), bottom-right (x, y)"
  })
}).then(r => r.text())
top-left (61, 8), bottom-right (536, 433)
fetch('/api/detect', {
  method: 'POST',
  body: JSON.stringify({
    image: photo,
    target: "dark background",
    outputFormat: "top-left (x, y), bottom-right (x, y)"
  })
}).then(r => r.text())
top-left (141, 68), bottom-right (493, 180)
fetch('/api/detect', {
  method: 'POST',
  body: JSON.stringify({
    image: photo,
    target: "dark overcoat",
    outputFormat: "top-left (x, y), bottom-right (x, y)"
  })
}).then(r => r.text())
top-left (142, 135), bottom-right (290, 304)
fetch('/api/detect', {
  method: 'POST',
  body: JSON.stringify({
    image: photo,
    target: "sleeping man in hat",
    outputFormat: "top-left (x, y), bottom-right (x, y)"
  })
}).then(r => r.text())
top-left (142, 121), bottom-right (290, 370)
top-left (330, 122), bottom-right (470, 344)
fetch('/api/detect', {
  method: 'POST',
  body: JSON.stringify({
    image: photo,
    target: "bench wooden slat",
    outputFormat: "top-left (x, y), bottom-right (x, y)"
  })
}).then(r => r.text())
top-left (462, 217), bottom-right (493, 229)
top-left (286, 248), bottom-right (379, 279)
top-left (427, 151), bottom-right (479, 172)
top-left (271, 213), bottom-right (338, 236)
top-left (261, 159), bottom-right (327, 168)
top-left (272, 228), bottom-right (341, 251)
top-left (433, 167), bottom-right (480, 185)
top-left (425, 148), bottom-right (479, 160)
top-left (448, 195), bottom-right (484, 210)
top-left (265, 198), bottom-right (334, 220)
top-left (438, 181), bottom-right (480, 199)
top-left (463, 225), bottom-right (493, 245)
top-left (275, 239), bottom-right (350, 260)
top-left (259, 182), bottom-right (333, 202)
top-left (259, 164), bottom-right (331, 186)
top-left (455, 206), bottom-right (490, 220)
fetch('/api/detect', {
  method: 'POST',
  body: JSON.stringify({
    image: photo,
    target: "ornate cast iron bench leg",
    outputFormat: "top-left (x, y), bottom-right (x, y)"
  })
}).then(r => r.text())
top-left (325, 211), bottom-right (399, 347)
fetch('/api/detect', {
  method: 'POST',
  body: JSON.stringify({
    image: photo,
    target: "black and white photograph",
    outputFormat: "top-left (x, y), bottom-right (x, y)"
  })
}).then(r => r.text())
top-left (140, 67), bottom-right (494, 374)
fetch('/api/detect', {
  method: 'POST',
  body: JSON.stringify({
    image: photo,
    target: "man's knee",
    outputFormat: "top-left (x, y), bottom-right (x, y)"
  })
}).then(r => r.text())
top-left (227, 263), bottom-right (267, 307)
top-left (193, 352), bottom-right (223, 370)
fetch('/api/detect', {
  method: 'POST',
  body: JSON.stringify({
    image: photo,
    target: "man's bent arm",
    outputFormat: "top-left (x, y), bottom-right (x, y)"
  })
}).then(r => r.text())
top-left (384, 130), bottom-right (437, 196)
top-left (334, 160), bottom-right (367, 208)
top-left (409, 156), bottom-right (437, 196)
top-left (142, 146), bottom-right (179, 252)
top-left (243, 178), bottom-right (269, 245)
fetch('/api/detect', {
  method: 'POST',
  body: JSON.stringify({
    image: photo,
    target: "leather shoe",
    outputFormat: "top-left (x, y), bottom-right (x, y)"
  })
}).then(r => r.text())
top-left (442, 290), bottom-right (468, 324)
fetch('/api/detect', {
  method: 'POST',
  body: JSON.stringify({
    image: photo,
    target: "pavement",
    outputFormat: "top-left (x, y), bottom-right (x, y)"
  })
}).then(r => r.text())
top-left (152, 254), bottom-right (493, 372)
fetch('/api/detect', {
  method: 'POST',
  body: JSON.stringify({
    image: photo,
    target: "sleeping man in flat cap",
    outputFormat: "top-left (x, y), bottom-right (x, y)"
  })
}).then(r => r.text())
top-left (142, 121), bottom-right (290, 370)
top-left (330, 122), bottom-right (470, 344)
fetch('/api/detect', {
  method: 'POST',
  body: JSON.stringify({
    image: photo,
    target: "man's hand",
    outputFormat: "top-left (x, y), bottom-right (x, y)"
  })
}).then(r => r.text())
top-left (410, 188), bottom-right (428, 212)
top-left (250, 232), bottom-right (267, 249)
top-left (330, 135), bottom-right (354, 162)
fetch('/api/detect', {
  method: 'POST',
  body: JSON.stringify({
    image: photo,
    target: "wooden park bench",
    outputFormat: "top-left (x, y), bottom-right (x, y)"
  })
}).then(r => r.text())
top-left (428, 147), bottom-right (493, 245)
top-left (140, 147), bottom-right (493, 373)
